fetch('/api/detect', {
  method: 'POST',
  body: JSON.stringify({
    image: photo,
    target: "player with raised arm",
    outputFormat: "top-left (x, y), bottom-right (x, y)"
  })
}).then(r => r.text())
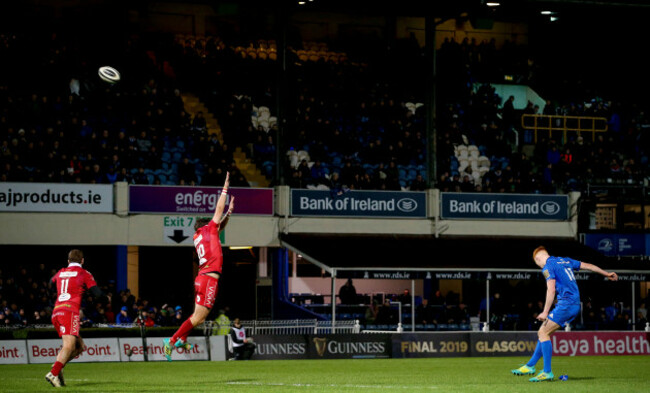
top-left (46, 249), bottom-right (106, 388)
top-left (163, 172), bottom-right (234, 361)
top-left (511, 246), bottom-right (618, 382)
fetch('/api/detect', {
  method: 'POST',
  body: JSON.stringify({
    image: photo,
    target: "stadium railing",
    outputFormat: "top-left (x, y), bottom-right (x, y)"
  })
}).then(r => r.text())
top-left (202, 319), bottom-right (361, 335)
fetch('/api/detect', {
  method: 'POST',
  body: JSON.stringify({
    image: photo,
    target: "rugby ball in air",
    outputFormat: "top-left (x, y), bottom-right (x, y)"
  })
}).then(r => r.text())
top-left (98, 66), bottom-right (121, 84)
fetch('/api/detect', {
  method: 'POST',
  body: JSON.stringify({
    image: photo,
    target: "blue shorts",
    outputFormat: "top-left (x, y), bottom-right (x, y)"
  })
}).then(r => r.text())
top-left (548, 302), bottom-right (581, 327)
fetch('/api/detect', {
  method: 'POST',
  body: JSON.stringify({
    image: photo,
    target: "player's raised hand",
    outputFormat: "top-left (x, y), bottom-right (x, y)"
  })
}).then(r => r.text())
top-left (228, 196), bottom-right (235, 214)
top-left (606, 272), bottom-right (618, 281)
top-left (224, 171), bottom-right (230, 187)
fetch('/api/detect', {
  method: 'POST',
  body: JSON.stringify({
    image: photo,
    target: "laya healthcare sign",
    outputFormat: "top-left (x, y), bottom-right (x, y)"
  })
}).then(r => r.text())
top-left (291, 189), bottom-right (426, 218)
top-left (440, 192), bottom-right (568, 220)
top-left (0, 182), bottom-right (113, 213)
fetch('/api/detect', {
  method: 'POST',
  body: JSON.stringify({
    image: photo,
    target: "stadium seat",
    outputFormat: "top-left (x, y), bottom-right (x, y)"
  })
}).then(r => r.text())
top-left (407, 169), bottom-right (417, 180)
top-left (468, 145), bottom-right (479, 158)
top-left (456, 145), bottom-right (468, 159)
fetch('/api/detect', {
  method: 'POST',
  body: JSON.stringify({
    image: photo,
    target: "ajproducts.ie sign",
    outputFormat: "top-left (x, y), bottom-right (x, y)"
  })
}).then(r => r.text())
top-left (440, 192), bottom-right (568, 220)
top-left (290, 190), bottom-right (426, 218)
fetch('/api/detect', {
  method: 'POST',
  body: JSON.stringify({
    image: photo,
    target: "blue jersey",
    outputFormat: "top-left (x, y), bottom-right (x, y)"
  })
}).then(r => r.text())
top-left (542, 256), bottom-right (581, 305)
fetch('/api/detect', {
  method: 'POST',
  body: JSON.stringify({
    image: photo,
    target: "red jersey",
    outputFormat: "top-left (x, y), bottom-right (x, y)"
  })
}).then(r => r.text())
top-left (193, 220), bottom-right (223, 275)
top-left (51, 263), bottom-right (98, 313)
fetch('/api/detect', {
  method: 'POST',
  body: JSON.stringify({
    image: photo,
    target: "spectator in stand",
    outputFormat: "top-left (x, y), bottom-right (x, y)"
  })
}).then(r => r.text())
top-left (338, 279), bottom-right (358, 305)
top-left (416, 298), bottom-right (434, 325)
top-left (137, 309), bottom-right (155, 327)
top-left (409, 173), bottom-right (427, 191)
top-left (178, 156), bottom-right (197, 184)
top-left (116, 306), bottom-right (132, 324)
top-left (375, 299), bottom-right (397, 325)
top-left (364, 300), bottom-right (379, 325)
top-left (398, 289), bottom-right (411, 305)
top-left (310, 160), bottom-right (327, 186)
top-left (191, 111), bottom-right (208, 135)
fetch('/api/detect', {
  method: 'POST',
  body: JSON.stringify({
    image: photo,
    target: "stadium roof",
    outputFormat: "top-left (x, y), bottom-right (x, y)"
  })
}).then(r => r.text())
top-left (280, 233), bottom-right (650, 273)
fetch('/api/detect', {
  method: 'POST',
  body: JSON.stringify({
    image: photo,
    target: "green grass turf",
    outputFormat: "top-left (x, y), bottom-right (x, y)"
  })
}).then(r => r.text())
top-left (1, 356), bottom-right (649, 393)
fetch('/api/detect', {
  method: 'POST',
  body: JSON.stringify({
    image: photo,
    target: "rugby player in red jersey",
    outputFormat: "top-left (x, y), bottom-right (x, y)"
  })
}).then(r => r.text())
top-left (163, 172), bottom-right (234, 361)
top-left (46, 249), bottom-right (106, 388)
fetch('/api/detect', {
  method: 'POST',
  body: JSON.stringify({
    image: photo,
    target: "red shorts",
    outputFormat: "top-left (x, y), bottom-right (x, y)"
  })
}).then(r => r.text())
top-left (194, 274), bottom-right (219, 309)
top-left (52, 309), bottom-right (80, 337)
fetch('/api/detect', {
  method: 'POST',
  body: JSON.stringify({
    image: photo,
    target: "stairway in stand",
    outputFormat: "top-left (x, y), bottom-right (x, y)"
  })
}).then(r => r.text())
top-left (232, 147), bottom-right (270, 187)
top-left (182, 93), bottom-right (270, 187)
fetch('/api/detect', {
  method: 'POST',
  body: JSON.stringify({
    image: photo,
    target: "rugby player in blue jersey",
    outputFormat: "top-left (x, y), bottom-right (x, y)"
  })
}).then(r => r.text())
top-left (512, 246), bottom-right (618, 382)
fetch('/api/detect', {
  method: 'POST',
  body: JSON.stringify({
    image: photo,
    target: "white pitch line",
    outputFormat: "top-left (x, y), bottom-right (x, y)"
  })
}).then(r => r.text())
top-left (226, 381), bottom-right (437, 389)
top-left (24, 378), bottom-right (90, 382)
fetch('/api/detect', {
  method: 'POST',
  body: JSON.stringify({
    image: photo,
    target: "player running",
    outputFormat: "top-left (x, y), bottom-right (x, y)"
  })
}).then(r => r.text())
top-left (511, 246), bottom-right (618, 382)
top-left (46, 249), bottom-right (106, 388)
top-left (163, 172), bottom-right (234, 361)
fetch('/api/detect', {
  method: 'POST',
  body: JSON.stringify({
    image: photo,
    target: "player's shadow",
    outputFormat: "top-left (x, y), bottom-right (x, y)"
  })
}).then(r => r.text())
top-left (559, 376), bottom-right (594, 381)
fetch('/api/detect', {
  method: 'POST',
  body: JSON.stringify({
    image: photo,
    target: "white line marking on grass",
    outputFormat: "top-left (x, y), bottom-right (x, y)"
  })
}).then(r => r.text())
top-left (226, 381), bottom-right (437, 389)
top-left (26, 378), bottom-right (90, 382)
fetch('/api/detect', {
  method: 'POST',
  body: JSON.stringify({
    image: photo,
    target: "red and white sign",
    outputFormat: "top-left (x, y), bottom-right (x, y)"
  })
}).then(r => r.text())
top-left (553, 332), bottom-right (650, 356)
top-left (27, 338), bottom-right (120, 364)
top-left (0, 340), bottom-right (28, 364)
top-left (118, 337), bottom-right (208, 362)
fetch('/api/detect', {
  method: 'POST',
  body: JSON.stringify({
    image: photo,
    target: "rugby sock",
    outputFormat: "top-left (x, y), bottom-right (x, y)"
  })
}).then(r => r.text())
top-left (526, 340), bottom-right (543, 367)
top-left (540, 340), bottom-right (553, 373)
top-left (171, 318), bottom-right (195, 344)
top-left (51, 361), bottom-right (64, 377)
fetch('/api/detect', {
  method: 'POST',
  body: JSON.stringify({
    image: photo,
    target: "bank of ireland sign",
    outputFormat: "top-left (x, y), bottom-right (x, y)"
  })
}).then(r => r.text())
top-left (441, 192), bottom-right (568, 220)
top-left (290, 190), bottom-right (426, 218)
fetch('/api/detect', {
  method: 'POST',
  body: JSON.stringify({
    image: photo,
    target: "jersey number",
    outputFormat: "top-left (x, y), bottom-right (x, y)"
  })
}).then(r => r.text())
top-left (564, 267), bottom-right (576, 281)
top-left (194, 234), bottom-right (207, 265)
top-left (58, 278), bottom-right (71, 301)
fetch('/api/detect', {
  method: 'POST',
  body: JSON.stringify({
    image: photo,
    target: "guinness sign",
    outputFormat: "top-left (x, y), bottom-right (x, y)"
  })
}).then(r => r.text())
top-left (250, 334), bottom-right (391, 360)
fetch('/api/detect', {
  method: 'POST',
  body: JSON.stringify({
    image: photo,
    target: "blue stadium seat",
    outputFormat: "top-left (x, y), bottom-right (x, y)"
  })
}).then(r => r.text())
top-left (407, 169), bottom-right (417, 180)
top-left (437, 324), bottom-right (449, 331)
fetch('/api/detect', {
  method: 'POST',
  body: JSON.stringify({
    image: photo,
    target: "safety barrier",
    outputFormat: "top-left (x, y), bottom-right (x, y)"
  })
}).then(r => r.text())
top-left (202, 319), bottom-right (361, 335)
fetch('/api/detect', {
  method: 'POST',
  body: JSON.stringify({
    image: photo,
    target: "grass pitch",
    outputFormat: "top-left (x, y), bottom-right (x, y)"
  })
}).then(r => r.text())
top-left (1, 356), bottom-right (649, 393)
